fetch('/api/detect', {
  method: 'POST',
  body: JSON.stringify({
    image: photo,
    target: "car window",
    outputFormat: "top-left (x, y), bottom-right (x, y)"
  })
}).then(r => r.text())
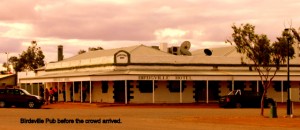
top-left (20, 89), bottom-right (31, 95)
top-left (235, 90), bottom-right (241, 95)
top-left (228, 90), bottom-right (236, 95)
top-left (4, 89), bottom-right (27, 95)
top-left (19, 90), bottom-right (25, 95)
top-left (0, 89), bottom-right (5, 94)
top-left (7, 90), bottom-right (14, 94)
top-left (14, 90), bottom-right (21, 95)
top-left (227, 89), bottom-right (242, 95)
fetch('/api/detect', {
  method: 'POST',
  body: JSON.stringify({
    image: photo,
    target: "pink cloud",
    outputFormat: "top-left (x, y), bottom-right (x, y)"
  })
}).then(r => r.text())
top-left (0, 0), bottom-right (39, 22)
top-left (1, 0), bottom-right (300, 62)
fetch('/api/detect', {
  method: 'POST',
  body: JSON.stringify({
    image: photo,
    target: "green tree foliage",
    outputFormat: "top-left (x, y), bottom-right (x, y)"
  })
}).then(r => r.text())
top-left (10, 41), bottom-right (45, 72)
top-left (8, 56), bottom-right (18, 72)
top-left (78, 47), bottom-right (104, 54)
top-left (78, 49), bottom-right (86, 54)
top-left (88, 47), bottom-right (103, 51)
top-left (2, 62), bottom-right (10, 73)
top-left (226, 23), bottom-right (297, 116)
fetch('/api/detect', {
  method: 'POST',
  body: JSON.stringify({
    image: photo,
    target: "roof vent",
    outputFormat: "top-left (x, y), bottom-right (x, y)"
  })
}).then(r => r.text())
top-left (204, 49), bottom-right (212, 56)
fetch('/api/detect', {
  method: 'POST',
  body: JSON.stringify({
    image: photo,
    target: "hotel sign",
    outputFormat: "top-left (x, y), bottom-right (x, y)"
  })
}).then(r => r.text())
top-left (138, 75), bottom-right (192, 80)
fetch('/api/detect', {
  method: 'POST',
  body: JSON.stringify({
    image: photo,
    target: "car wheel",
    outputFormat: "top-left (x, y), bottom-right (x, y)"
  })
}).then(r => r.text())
top-left (28, 101), bottom-right (35, 108)
top-left (235, 103), bottom-right (242, 108)
top-left (0, 101), bottom-right (5, 108)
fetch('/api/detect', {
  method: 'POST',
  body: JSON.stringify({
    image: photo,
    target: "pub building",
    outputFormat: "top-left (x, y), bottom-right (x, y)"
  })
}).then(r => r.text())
top-left (17, 42), bottom-right (300, 104)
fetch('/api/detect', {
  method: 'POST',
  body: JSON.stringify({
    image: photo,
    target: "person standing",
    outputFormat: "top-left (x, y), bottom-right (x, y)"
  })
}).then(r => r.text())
top-left (53, 86), bottom-right (58, 103)
top-left (70, 85), bottom-right (73, 102)
top-left (49, 87), bottom-right (54, 104)
top-left (82, 85), bottom-right (87, 102)
top-left (45, 88), bottom-right (50, 105)
top-left (62, 85), bottom-right (66, 102)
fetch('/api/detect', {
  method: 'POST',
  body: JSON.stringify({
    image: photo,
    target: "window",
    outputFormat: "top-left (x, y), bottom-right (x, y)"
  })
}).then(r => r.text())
top-left (137, 81), bottom-right (153, 93)
top-left (273, 81), bottom-right (282, 92)
top-left (102, 81), bottom-right (108, 93)
top-left (233, 81), bottom-right (245, 91)
top-left (82, 81), bottom-right (91, 94)
top-left (74, 82), bottom-right (79, 93)
top-left (168, 81), bottom-right (181, 92)
top-left (282, 81), bottom-right (289, 92)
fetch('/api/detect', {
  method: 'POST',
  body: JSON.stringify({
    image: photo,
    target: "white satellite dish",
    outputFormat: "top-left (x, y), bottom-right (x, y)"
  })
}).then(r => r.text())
top-left (180, 41), bottom-right (192, 56)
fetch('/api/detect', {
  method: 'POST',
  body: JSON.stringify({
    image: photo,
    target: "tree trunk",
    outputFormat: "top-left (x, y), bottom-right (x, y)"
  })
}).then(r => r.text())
top-left (260, 88), bottom-right (267, 116)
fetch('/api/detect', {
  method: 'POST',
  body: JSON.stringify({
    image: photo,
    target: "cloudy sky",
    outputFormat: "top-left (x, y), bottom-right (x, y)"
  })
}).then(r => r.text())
top-left (0, 0), bottom-right (300, 63)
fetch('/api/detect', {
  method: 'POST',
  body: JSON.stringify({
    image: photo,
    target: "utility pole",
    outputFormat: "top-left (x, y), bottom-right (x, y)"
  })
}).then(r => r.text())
top-left (4, 52), bottom-right (9, 72)
top-left (285, 28), bottom-right (292, 116)
top-left (284, 27), bottom-right (300, 116)
top-left (287, 39), bottom-right (291, 116)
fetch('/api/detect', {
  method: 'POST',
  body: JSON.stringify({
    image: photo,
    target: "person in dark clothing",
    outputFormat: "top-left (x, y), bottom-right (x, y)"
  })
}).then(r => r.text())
top-left (82, 85), bottom-right (87, 102)
top-left (45, 88), bottom-right (50, 105)
top-left (53, 86), bottom-right (58, 103)
top-left (70, 85), bottom-right (73, 102)
top-left (49, 87), bottom-right (54, 104)
top-left (62, 85), bottom-right (66, 102)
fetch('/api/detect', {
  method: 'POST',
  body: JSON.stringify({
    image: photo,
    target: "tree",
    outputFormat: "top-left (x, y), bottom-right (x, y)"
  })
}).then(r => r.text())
top-left (2, 62), bottom-right (10, 73)
top-left (8, 56), bottom-right (18, 72)
top-left (226, 23), bottom-right (297, 116)
top-left (78, 46), bottom-right (104, 54)
top-left (88, 47), bottom-right (103, 51)
top-left (78, 50), bottom-right (86, 54)
top-left (11, 41), bottom-right (45, 72)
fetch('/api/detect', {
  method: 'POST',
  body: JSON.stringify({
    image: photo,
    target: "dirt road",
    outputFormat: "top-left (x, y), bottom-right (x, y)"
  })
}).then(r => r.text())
top-left (0, 102), bottom-right (299, 130)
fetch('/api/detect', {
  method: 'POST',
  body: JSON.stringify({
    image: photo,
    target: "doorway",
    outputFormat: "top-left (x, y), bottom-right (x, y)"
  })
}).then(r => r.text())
top-left (113, 81), bottom-right (125, 103)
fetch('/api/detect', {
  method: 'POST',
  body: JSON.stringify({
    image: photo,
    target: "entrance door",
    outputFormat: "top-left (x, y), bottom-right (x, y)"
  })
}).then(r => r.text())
top-left (113, 81), bottom-right (125, 103)
top-left (208, 81), bottom-right (220, 101)
top-left (194, 81), bottom-right (206, 102)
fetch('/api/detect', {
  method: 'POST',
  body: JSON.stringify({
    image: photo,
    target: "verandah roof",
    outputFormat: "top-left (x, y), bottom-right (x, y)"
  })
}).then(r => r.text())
top-left (20, 45), bottom-right (300, 83)
top-left (19, 69), bottom-right (300, 83)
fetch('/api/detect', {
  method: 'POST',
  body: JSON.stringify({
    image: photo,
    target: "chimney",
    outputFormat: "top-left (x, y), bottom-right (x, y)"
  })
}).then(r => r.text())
top-left (58, 45), bottom-right (64, 61)
top-left (159, 43), bottom-right (168, 52)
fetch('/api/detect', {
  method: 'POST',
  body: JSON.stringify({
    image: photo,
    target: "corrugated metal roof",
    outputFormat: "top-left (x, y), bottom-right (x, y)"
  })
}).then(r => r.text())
top-left (45, 45), bottom-right (175, 70)
top-left (131, 55), bottom-right (242, 64)
top-left (20, 68), bottom-right (300, 80)
top-left (18, 44), bottom-right (300, 83)
top-left (192, 46), bottom-right (243, 57)
top-left (0, 74), bottom-right (15, 79)
top-left (44, 44), bottom-right (300, 71)
top-left (61, 45), bottom-right (171, 62)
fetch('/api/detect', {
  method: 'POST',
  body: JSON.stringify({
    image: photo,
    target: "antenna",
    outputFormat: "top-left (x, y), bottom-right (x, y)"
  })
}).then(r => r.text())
top-left (180, 41), bottom-right (192, 56)
top-left (204, 49), bottom-right (212, 56)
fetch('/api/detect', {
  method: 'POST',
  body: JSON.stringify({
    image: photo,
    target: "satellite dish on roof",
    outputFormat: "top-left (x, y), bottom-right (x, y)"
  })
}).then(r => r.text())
top-left (204, 49), bottom-right (212, 56)
top-left (180, 41), bottom-right (192, 56)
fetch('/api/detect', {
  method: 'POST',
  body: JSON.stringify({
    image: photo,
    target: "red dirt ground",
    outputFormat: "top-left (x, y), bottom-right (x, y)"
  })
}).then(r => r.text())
top-left (41, 102), bottom-right (300, 128)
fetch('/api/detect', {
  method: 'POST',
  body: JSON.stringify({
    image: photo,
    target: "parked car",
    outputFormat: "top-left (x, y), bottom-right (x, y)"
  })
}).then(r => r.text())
top-left (0, 88), bottom-right (44, 108)
top-left (219, 89), bottom-right (275, 108)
